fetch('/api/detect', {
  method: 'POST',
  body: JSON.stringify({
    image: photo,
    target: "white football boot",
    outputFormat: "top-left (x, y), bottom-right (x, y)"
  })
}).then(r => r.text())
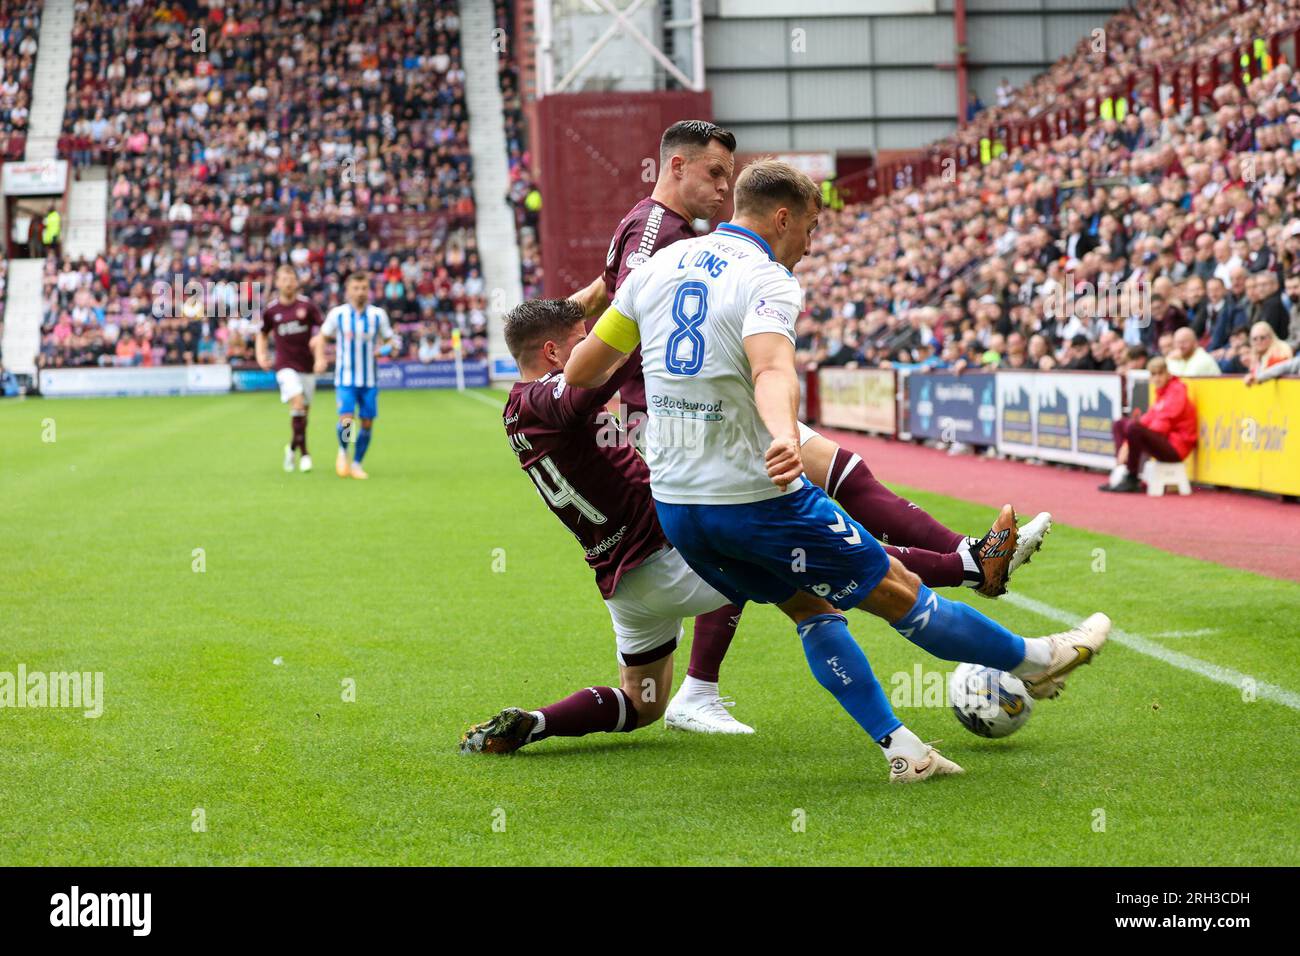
top-left (299, 453), bottom-right (313, 473)
top-left (1019, 612), bottom-right (1111, 700)
top-left (1009, 511), bottom-right (1052, 576)
top-left (283, 444), bottom-right (296, 472)
top-left (664, 689), bottom-right (755, 734)
top-left (888, 745), bottom-right (965, 784)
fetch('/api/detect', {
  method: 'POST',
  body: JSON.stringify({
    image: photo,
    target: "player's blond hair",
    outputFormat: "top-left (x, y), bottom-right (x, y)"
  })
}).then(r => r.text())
top-left (733, 159), bottom-right (822, 218)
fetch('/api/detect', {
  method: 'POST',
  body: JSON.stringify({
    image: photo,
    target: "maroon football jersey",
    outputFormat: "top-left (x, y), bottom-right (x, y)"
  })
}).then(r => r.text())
top-left (505, 366), bottom-right (667, 599)
top-left (598, 197), bottom-right (700, 415)
top-left (259, 296), bottom-right (322, 372)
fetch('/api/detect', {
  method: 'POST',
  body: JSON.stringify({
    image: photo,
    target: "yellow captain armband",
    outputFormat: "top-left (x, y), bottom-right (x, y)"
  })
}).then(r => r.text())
top-left (592, 306), bottom-right (640, 353)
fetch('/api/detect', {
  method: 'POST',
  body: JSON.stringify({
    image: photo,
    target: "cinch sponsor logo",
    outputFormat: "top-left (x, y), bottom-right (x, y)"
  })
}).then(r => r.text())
top-left (50, 886), bottom-right (151, 936)
top-left (754, 299), bottom-right (792, 324)
top-left (0, 665), bottom-right (104, 718)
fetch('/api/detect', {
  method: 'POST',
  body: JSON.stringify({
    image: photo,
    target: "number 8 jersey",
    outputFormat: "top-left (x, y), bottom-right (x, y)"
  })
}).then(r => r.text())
top-left (607, 223), bottom-right (804, 506)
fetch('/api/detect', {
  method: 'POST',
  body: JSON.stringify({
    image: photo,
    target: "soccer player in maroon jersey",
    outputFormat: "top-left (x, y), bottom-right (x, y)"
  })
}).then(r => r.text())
top-left (460, 299), bottom-right (1037, 755)
top-left (256, 264), bottom-right (325, 473)
top-left (566, 120), bottom-right (1051, 734)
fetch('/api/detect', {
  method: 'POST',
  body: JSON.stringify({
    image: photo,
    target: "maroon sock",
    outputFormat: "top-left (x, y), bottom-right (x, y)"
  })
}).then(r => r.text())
top-left (687, 604), bottom-right (743, 682)
top-left (885, 544), bottom-right (966, 589)
top-left (532, 686), bottom-right (637, 740)
top-left (291, 412), bottom-right (308, 454)
top-left (826, 447), bottom-right (964, 552)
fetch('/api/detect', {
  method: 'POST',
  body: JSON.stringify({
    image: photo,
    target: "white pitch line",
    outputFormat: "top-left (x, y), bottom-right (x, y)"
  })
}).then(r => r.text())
top-left (1150, 629), bottom-right (1220, 639)
top-left (461, 387), bottom-right (1299, 711)
top-left (460, 389), bottom-right (506, 408)
top-left (1002, 592), bottom-right (1300, 711)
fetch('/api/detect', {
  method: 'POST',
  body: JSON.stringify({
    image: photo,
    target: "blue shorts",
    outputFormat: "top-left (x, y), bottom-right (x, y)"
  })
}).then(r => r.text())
top-left (336, 385), bottom-right (378, 419)
top-left (653, 482), bottom-right (891, 610)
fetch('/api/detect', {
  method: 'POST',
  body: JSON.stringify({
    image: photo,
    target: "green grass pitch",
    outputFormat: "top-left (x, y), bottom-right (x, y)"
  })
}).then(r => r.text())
top-left (1, 390), bottom-right (1297, 866)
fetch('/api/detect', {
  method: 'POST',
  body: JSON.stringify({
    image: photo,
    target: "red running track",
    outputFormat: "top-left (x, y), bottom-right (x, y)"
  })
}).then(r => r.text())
top-left (821, 428), bottom-right (1300, 584)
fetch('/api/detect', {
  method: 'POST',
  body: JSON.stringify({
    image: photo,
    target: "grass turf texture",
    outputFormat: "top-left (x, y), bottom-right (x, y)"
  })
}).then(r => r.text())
top-left (1, 390), bottom-right (1297, 866)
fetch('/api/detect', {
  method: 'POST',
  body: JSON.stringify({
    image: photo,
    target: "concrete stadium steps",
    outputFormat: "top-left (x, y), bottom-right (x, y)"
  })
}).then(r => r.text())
top-left (2, 259), bottom-right (46, 376)
top-left (459, 0), bottom-right (523, 369)
top-left (24, 0), bottom-right (75, 162)
top-left (63, 165), bottom-right (108, 260)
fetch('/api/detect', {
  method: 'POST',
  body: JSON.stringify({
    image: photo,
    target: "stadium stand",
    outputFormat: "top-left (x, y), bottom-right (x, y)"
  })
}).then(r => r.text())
top-left (0, 0), bottom-right (44, 367)
top-left (0, 0), bottom-right (40, 154)
top-left (493, 0), bottom-right (542, 300)
top-left (798, 0), bottom-right (1300, 379)
top-left (40, 0), bottom-right (488, 369)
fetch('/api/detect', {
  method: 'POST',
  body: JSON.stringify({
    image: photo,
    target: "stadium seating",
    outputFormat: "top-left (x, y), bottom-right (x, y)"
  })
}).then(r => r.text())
top-left (0, 0), bottom-right (40, 156)
top-left (493, 0), bottom-right (543, 299)
top-left (798, 0), bottom-right (1300, 378)
top-left (40, 0), bottom-right (489, 368)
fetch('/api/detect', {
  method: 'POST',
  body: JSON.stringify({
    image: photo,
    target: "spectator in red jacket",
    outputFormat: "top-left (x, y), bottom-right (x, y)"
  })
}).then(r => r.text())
top-left (1100, 357), bottom-right (1199, 493)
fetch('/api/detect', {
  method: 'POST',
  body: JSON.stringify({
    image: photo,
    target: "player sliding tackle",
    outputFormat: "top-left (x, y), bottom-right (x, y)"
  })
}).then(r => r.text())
top-left (461, 299), bottom-right (1014, 757)
top-left (562, 159), bottom-right (1111, 782)
top-left (566, 119), bottom-right (1051, 734)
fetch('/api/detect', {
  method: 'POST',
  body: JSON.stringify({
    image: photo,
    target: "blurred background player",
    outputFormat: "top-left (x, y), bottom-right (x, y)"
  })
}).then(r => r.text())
top-left (569, 119), bottom-right (1050, 733)
top-left (320, 272), bottom-right (397, 480)
top-left (256, 264), bottom-right (324, 473)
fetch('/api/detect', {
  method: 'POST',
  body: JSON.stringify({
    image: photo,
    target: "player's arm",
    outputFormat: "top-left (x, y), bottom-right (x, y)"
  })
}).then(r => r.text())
top-left (743, 272), bottom-right (804, 488)
top-left (745, 332), bottom-right (802, 488)
top-left (254, 330), bottom-right (272, 371)
top-left (377, 308), bottom-right (398, 356)
top-left (316, 308), bottom-right (338, 371)
top-left (310, 333), bottom-right (326, 374)
top-left (564, 304), bottom-right (637, 388)
top-left (568, 274), bottom-right (610, 319)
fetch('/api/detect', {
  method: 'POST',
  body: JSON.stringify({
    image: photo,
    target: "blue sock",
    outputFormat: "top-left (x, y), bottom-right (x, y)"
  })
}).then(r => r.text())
top-left (354, 426), bottom-right (372, 463)
top-left (892, 584), bottom-right (1026, 671)
top-left (798, 613), bottom-right (902, 743)
top-left (337, 421), bottom-right (350, 452)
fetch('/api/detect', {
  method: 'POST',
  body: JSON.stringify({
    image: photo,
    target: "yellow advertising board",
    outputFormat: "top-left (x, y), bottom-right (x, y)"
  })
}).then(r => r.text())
top-left (817, 368), bottom-right (897, 435)
top-left (1183, 377), bottom-right (1300, 497)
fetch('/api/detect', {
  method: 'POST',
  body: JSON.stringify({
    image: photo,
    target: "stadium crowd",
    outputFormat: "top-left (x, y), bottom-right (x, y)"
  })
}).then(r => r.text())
top-left (794, 0), bottom-right (1300, 382)
top-left (0, 0), bottom-right (40, 146)
top-left (39, 0), bottom-right (488, 369)
top-left (494, 0), bottom-right (543, 300)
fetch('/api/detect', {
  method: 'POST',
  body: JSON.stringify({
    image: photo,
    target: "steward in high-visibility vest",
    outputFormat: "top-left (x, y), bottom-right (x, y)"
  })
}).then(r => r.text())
top-left (1100, 96), bottom-right (1128, 122)
top-left (820, 178), bottom-right (843, 211)
top-left (42, 208), bottom-right (61, 246)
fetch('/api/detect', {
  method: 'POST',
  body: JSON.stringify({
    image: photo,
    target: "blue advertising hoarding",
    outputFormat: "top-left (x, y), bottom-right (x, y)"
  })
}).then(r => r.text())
top-left (906, 373), bottom-right (996, 446)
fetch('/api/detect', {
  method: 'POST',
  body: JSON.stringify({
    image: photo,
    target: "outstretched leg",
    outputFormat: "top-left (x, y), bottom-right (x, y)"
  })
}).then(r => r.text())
top-left (804, 434), bottom-right (1028, 596)
top-left (460, 649), bottom-right (673, 754)
top-left (858, 555), bottom-right (1109, 701)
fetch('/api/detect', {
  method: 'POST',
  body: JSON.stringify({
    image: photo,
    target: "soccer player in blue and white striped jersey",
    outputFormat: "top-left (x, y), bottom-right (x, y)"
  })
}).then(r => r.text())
top-left (320, 272), bottom-right (397, 480)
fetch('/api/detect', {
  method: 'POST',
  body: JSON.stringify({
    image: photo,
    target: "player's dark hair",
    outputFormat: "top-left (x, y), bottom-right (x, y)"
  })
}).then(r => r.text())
top-left (733, 158), bottom-right (823, 217)
top-left (659, 120), bottom-right (736, 165)
top-left (346, 271), bottom-right (369, 284)
top-left (504, 298), bottom-right (584, 362)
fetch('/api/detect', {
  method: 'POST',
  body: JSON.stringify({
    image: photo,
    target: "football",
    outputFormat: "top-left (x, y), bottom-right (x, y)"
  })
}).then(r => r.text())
top-left (948, 663), bottom-right (1034, 739)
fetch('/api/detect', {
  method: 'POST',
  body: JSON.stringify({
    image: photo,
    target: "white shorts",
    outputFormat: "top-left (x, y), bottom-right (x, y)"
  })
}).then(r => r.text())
top-left (276, 368), bottom-right (316, 406)
top-left (604, 547), bottom-right (729, 665)
top-left (797, 421), bottom-right (820, 446)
